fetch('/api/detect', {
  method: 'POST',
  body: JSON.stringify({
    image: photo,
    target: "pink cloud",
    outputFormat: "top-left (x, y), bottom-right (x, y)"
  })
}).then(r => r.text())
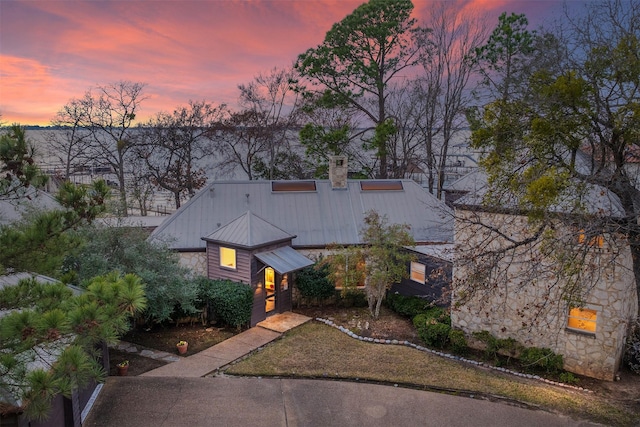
top-left (0, 0), bottom-right (564, 125)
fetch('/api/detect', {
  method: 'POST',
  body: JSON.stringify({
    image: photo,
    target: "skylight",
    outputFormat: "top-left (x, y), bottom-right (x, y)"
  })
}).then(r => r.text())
top-left (360, 180), bottom-right (404, 191)
top-left (271, 181), bottom-right (317, 192)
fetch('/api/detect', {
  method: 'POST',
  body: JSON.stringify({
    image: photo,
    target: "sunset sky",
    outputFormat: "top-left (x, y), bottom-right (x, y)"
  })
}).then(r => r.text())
top-left (1, 0), bottom-right (571, 126)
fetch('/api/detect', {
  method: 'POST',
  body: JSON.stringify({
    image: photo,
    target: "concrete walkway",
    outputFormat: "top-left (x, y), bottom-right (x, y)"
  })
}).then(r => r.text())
top-left (140, 312), bottom-right (311, 378)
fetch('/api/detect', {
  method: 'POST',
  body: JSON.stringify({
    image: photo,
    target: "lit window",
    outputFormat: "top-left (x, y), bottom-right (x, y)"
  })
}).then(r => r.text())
top-left (410, 262), bottom-right (426, 284)
top-left (577, 229), bottom-right (604, 248)
top-left (220, 247), bottom-right (236, 269)
top-left (567, 307), bottom-right (597, 333)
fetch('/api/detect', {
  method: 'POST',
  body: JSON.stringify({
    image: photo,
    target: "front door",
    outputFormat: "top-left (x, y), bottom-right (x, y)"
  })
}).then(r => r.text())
top-left (264, 267), bottom-right (276, 314)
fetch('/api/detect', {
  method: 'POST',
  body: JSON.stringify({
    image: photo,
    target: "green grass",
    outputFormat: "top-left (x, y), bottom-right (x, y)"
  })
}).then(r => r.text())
top-left (226, 322), bottom-right (638, 427)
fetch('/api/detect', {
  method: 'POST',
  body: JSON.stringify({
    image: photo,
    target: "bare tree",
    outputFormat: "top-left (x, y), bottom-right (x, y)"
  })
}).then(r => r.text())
top-left (44, 98), bottom-right (93, 180)
top-left (385, 81), bottom-right (428, 180)
top-left (82, 81), bottom-right (146, 215)
top-left (415, 2), bottom-right (487, 198)
top-left (134, 100), bottom-right (225, 209)
top-left (213, 67), bottom-right (301, 180)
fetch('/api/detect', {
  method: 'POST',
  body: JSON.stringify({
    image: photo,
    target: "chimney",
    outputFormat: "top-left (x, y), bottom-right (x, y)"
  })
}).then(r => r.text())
top-left (329, 155), bottom-right (347, 189)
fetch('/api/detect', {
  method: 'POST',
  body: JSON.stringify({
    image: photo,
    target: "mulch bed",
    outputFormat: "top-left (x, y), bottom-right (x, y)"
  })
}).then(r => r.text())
top-left (122, 323), bottom-right (239, 354)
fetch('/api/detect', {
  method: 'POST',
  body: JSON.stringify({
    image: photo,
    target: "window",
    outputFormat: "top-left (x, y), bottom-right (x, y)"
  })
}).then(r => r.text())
top-left (219, 247), bottom-right (236, 269)
top-left (567, 307), bottom-right (597, 333)
top-left (577, 229), bottom-right (604, 248)
top-left (410, 262), bottom-right (426, 284)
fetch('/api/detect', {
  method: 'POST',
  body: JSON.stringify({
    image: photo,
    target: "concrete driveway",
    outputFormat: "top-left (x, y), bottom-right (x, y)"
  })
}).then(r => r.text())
top-left (83, 377), bottom-right (600, 427)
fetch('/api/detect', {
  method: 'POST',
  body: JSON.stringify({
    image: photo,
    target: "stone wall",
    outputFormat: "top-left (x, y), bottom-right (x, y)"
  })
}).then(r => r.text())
top-left (178, 251), bottom-right (207, 276)
top-left (452, 209), bottom-right (638, 380)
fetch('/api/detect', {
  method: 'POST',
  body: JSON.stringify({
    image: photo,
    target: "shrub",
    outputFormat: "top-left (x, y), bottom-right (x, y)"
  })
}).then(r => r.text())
top-left (472, 331), bottom-right (521, 362)
top-left (448, 329), bottom-right (468, 355)
top-left (296, 264), bottom-right (335, 302)
top-left (625, 320), bottom-right (640, 374)
top-left (199, 279), bottom-right (253, 329)
top-left (71, 225), bottom-right (195, 324)
top-left (385, 293), bottom-right (433, 318)
top-left (519, 347), bottom-right (564, 374)
top-left (413, 306), bottom-right (453, 349)
top-left (418, 322), bottom-right (451, 348)
top-left (559, 372), bottom-right (579, 385)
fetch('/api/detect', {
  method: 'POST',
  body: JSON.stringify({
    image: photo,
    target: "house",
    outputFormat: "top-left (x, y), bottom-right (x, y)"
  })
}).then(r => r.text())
top-left (0, 273), bottom-right (107, 427)
top-left (451, 172), bottom-right (638, 380)
top-left (150, 158), bottom-right (453, 325)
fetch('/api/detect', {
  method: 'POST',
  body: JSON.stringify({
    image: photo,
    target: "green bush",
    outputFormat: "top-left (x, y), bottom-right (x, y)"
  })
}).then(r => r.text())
top-left (385, 293), bottom-right (433, 318)
top-left (559, 371), bottom-right (579, 385)
top-left (519, 347), bottom-right (564, 374)
top-left (199, 279), bottom-right (253, 329)
top-left (296, 264), bottom-right (335, 301)
top-left (418, 322), bottom-right (451, 348)
top-left (472, 331), bottom-right (521, 362)
top-left (625, 320), bottom-right (640, 374)
top-left (71, 225), bottom-right (196, 324)
top-left (448, 329), bottom-right (468, 355)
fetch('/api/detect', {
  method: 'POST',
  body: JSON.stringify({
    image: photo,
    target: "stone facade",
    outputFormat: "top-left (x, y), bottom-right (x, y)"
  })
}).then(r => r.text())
top-left (452, 209), bottom-right (638, 380)
top-left (178, 251), bottom-right (207, 277)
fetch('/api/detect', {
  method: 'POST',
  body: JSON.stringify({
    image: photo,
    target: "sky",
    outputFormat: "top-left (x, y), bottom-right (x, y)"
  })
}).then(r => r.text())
top-left (0, 0), bottom-right (572, 126)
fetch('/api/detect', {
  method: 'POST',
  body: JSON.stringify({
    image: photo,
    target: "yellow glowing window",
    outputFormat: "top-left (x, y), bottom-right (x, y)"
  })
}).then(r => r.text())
top-left (219, 247), bottom-right (236, 269)
top-left (578, 230), bottom-right (604, 248)
top-left (410, 262), bottom-right (426, 284)
top-left (567, 307), bottom-right (597, 333)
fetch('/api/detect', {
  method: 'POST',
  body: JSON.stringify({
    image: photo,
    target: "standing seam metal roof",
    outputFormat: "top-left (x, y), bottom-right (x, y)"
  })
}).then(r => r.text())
top-left (149, 180), bottom-right (453, 250)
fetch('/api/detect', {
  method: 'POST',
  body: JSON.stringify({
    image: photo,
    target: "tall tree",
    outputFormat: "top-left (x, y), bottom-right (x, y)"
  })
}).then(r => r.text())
top-left (465, 1), bottom-right (640, 316)
top-left (0, 272), bottom-right (146, 421)
top-left (295, 0), bottom-right (422, 178)
top-left (134, 101), bottom-right (224, 209)
top-left (81, 81), bottom-right (146, 215)
top-left (471, 12), bottom-right (536, 103)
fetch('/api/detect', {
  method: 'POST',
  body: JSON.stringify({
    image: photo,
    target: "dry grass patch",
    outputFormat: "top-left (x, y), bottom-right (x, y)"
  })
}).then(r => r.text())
top-left (226, 322), bottom-right (637, 426)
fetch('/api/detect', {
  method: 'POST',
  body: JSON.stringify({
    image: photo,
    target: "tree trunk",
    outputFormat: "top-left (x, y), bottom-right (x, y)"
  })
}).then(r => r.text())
top-left (374, 296), bottom-right (383, 319)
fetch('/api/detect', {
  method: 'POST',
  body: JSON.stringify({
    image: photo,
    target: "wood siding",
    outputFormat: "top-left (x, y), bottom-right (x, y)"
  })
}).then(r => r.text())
top-left (206, 240), bottom-right (298, 326)
top-left (278, 272), bottom-right (292, 312)
top-left (206, 242), bottom-right (251, 284)
top-left (390, 253), bottom-right (451, 306)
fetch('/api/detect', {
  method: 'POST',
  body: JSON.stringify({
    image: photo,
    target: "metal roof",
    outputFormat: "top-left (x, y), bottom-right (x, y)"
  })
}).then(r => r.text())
top-left (0, 189), bottom-right (60, 225)
top-left (203, 210), bottom-right (295, 248)
top-left (454, 171), bottom-right (626, 218)
top-left (150, 180), bottom-right (453, 250)
top-left (254, 246), bottom-right (314, 274)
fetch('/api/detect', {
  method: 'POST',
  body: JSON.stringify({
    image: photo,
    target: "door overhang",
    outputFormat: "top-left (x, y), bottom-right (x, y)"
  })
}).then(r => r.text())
top-left (254, 246), bottom-right (314, 274)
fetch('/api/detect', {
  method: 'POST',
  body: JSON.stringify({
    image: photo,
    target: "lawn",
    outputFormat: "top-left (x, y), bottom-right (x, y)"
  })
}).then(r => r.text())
top-left (225, 321), bottom-right (639, 427)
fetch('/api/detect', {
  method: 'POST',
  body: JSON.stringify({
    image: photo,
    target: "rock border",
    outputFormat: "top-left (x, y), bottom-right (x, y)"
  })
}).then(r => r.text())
top-left (315, 317), bottom-right (592, 393)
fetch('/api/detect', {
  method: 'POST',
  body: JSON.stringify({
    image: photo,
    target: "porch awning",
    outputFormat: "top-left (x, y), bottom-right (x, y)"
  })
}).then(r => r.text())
top-left (254, 246), bottom-right (314, 274)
